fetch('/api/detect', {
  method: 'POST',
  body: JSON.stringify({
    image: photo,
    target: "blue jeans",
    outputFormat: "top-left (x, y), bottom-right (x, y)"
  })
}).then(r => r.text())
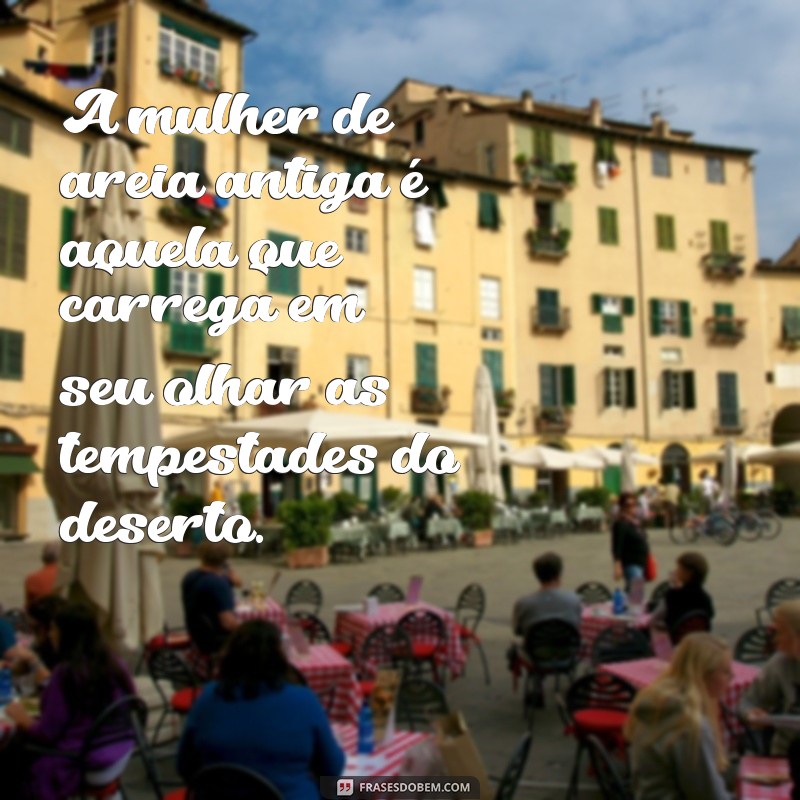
top-left (624, 564), bottom-right (644, 594)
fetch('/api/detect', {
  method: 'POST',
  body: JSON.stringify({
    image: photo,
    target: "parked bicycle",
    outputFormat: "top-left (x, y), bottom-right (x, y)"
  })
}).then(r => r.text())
top-left (670, 505), bottom-right (738, 546)
top-left (735, 506), bottom-right (782, 542)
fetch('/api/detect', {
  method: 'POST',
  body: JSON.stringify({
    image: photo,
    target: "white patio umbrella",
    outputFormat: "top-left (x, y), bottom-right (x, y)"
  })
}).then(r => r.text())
top-left (620, 438), bottom-right (638, 493)
top-left (501, 445), bottom-right (604, 471)
top-left (44, 138), bottom-right (164, 652)
top-left (580, 446), bottom-right (658, 467)
top-left (467, 366), bottom-right (504, 499)
top-left (747, 441), bottom-right (800, 466)
top-left (691, 444), bottom-right (772, 464)
top-left (720, 438), bottom-right (737, 505)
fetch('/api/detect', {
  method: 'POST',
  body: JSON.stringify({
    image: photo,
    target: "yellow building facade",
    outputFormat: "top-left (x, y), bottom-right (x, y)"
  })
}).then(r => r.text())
top-left (0, 2), bottom-right (797, 537)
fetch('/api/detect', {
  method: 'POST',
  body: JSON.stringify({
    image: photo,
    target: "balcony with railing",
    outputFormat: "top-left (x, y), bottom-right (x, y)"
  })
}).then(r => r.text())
top-left (527, 227), bottom-right (570, 260)
top-left (704, 316), bottom-right (746, 344)
top-left (531, 306), bottom-right (571, 334)
top-left (516, 157), bottom-right (577, 192)
top-left (411, 385), bottom-right (450, 416)
top-left (713, 408), bottom-right (747, 435)
top-left (495, 389), bottom-right (515, 419)
top-left (162, 321), bottom-right (221, 360)
top-left (701, 252), bottom-right (745, 279)
top-left (534, 405), bottom-right (572, 434)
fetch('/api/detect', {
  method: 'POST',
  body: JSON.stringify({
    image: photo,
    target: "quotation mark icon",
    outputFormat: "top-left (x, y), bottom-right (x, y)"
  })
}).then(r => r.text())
top-left (337, 779), bottom-right (354, 797)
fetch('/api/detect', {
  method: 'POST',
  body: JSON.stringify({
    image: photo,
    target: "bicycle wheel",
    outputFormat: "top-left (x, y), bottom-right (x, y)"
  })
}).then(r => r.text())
top-left (736, 511), bottom-right (763, 542)
top-left (709, 512), bottom-right (738, 546)
top-left (678, 517), bottom-right (700, 544)
top-left (759, 510), bottom-right (783, 541)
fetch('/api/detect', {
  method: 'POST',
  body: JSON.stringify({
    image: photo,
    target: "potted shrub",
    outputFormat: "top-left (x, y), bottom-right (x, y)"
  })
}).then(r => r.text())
top-left (277, 496), bottom-right (334, 568)
top-left (456, 490), bottom-right (495, 547)
top-left (380, 486), bottom-right (405, 513)
top-left (170, 492), bottom-right (205, 556)
top-left (331, 491), bottom-right (361, 522)
top-left (574, 487), bottom-right (611, 509)
top-left (238, 491), bottom-right (259, 523)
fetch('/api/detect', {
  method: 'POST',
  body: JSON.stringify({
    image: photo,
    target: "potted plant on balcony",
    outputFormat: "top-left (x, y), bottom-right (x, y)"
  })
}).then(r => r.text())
top-left (277, 495), bottom-right (333, 568)
top-left (159, 58), bottom-right (174, 76)
top-left (455, 490), bottom-right (495, 547)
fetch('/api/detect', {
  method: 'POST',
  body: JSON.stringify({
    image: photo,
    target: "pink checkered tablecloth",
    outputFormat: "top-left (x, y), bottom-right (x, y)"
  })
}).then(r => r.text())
top-left (291, 644), bottom-right (361, 725)
top-left (332, 722), bottom-right (432, 776)
top-left (739, 756), bottom-right (792, 799)
top-left (334, 602), bottom-right (466, 678)
top-left (580, 603), bottom-right (653, 657)
top-left (235, 599), bottom-right (287, 630)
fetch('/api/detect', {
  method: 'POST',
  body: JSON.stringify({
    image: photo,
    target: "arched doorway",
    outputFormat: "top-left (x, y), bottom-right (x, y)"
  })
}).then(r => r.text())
top-left (772, 405), bottom-right (800, 493)
top-left (661, 443), bottom-right (691, 494)
top-left (536, 440), bottom-right (569, 508)
top-left (602, 442), bottom-right (623, 496)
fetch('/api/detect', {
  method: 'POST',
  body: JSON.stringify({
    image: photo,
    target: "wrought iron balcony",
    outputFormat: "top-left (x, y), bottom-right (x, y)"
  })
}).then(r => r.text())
top-left (411, 385), bottom-right (450, 415)
top-left (713, 408), bottom-right (747, 435)
top-left (701, 252), bottom-right (745, 279)
top-left (531, 306), bottom-right (571, 334)
top-left (704, 317), bottom-right (746, 344)
top-left (534, 405), bottom-right (572, 434)
top-left (527, 227), bottom-right (570, 260)
top-left (162, 321), bottom-right (221, 360)
top-left (518, 159), bottom-right (577, 192)
top-left (495, 389), bottom-right (515, 419)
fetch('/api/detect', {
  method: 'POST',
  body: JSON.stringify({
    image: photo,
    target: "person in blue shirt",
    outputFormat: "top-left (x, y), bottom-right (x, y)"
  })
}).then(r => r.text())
top-left (0, 616), bottom-right (15, 657)
top-left (177, 620), bottom-right (345, 800)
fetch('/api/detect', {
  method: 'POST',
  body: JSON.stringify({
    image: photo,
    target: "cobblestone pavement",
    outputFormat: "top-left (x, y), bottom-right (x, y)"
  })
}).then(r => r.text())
top-left (2, 521), bottom-right (797, 798)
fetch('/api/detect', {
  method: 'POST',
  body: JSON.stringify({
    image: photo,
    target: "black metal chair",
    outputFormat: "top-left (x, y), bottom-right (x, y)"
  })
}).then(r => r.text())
top-left (591, 626), bottom-right (654, 667)
top-left (395, 677), bottom-right (449, 731)
top-left (285, 580), bottom-right (323, 616)
top-left (397, 609), bottom-right (448, 684)
top-left (186, 763), bottom-right (284, 800)
top-left (669, 609), bottom-right (712, 645)
top-left (454, 583), bottom-right (490, 685)
top-left (493, 731), bottom-right (532, 800)
top-left (645, 580), bottom-right (670, 613)
top-left (356, 625), bottom-right (412, 697)
top-left (289, 610), bottom-right (354, 658)
top-left (148, 649), bottom-right (202, 746)
top-left (557, 672), bottom-right (636, 800)
top-left (756, 578), bottom-right (800, 627)
top-left (734, 626), bottom-right (775, 665)
top-left (135, 623), bottom-right (191, 675)
top-left (520, 620), bottom-right (581, 718)
top-left (585, 734), bottom-right (633, 800)
top-left (575, 582), bottom-right (612, 606)
top-left (367, 582), bottom-right (405, 603)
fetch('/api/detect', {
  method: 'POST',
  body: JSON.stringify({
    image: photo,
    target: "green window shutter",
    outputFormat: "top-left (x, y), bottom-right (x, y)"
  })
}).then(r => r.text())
top-left (266, 231), bottom-right (300, 296)
top-left (598, 207), bottom-right (618, 244)
top-left (345, 158), bottom-right (367, 193)
top-left (622, 296), bottom-right (635, 316)
top-left (602, 368), bottom-right (612, 408)
top-left (538, 289), bottom-right (559, 326)
top-left (59, 207), bottom-right (76, 291)
top-left (170, 321), bottom-right (204, 354)
top-left (553, 200), bottom-right (572, 231)
top-left (159, 15), bottom-right (221, 48)
top-left (661, 370), bottom-right (673, 410)
top-left (717, 372), bottom-right (739, 426)
top-left (650, 299), bottom-right (662, 336)
top-left (591, 294), bottom-right (603, 314)
top-left (539, 364), bottom-right (557, 407)
top-left (533, 128), bottom-right (554, 162)
top-left (482, 350), bottom-right (503, 392)
top-left (561, 365), bottom-right (576, 406)
top-left (175, 135), bottom-right (206, 174)
top-left (679, 301), bottom-right (692, 338)
top-left (710, 220), bottom-right (729, 254)
top-left (514, 126), bottom-right (534, 161)
top-left (624, 368), bottom-right (637, 409)
top-left (603, 314), bottom-right (623, 334)
top-left (478, 192), bottom-right (500, 229)
top-left (714, 302), bottom-right (733, 319)
top-left (0, 329), bottom-right (23, 379)
top-left (782, 307), bottom-right (800, 340)
top-left (0, 108), bottom-right (32, 156)
top-left (682, 371), bottom-right (696, 410)
top-left (205, 271), bottom-right (224, 303)
top-left (0, 187), bottom-right (28, 278)
top-left (656, 214), bottom-right (675, 250)
top-left (415, 343), bottom-right (437, 389)
top-left (154, 264), bottom-right (171, 296)
top-left (553, 132), bottom-right (570, 164)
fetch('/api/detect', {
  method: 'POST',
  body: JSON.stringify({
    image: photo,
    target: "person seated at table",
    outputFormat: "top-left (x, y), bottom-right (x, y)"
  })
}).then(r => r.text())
top-left (651, 552), bottom-right (715, 634)
top-left (26, 595), bottom-right (68, 670)
top-left (625, 632), bottom-right (733, 799)
top-left (24, 543), bottom-right (60, 609)
top-left (421, 493), bottom-right (448, 544)
top-left (512, 552), bottom-right (582, 637)
top-left (740, 598), bottom-right (800, 755)
top-left (612, 492), bottom-right (650, 592)
top-left (177, 620), bottom-right (345, 800)
top-left (2, 602), bottom-right (137, 800)
top-left (182, 541), bottom-right (241, 679)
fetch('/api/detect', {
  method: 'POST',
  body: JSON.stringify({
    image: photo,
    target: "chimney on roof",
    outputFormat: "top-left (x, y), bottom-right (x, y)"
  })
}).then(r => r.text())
top-left (589, 98), bottom-right (602, 127)
top-left (651, 111), bottom-right (670, 139)
top-left (520, 89), bottom-right (534, 112)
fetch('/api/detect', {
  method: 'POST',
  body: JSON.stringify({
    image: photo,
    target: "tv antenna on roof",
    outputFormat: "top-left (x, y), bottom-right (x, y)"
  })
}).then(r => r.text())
top-left (600, 93), bottom-right (622, 116)
top-left (534, 73), bottom-right (577, 104)
top-left (642, 86), bottom-right (678, 123)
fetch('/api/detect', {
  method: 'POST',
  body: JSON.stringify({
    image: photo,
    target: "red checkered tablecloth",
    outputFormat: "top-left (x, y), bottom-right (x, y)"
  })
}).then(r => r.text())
top-left (291, 644), bottom-right (361, 725)
top-left (235, 599), bottom-right (287, 630)
top-left (580, 603), bottom-right (653, 657)
top-left (739, 756), bottom-right (792, 799)
top-left (332, 722), bottom-right (432, 776)
top-left (334, 602), bottom-right (466, 678)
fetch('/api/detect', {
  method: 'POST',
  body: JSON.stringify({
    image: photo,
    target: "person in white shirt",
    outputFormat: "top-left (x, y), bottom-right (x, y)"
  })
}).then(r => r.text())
top-left (699, 470), bottom-right (719, 515)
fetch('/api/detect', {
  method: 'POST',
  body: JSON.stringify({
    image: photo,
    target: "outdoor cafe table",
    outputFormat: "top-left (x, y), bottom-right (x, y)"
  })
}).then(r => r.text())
top-left (580, 602), bottom-right (653, 658)
top-left (739, 756), bottom-right (792, 799)
top-left (235, 598), bottom-right (287, 629)
top-left (332, 722), bottom-right (432, 776)
top-left (290, 644), bottom-right (361, 725)
top-left (426, 517), bottom-right (463, 546)
top-left (334, 602), bottom-right (467, 678)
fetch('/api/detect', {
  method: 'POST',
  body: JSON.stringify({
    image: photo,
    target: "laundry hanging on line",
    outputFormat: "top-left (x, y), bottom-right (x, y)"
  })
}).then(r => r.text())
top-left (23, 61), bottom-right (102, 89)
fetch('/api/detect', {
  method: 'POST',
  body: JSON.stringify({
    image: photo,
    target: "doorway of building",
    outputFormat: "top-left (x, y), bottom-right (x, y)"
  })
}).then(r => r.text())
top-left (602, 442), bottom-right (623, 496)
top-left (536, 441), bottom-right (569, 508)
top-left (772, 405), bottom-right (800, 493)
top-left (661, 443), bottom-right (691, 494)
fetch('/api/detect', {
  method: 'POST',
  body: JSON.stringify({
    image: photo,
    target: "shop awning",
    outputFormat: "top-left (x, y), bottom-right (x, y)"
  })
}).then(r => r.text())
top-left (0, 454), bottom-right (40, 475)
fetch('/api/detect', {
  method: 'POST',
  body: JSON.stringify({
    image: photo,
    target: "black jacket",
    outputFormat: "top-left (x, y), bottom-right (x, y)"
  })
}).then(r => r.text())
top-left (611, 517), bottom-right (649, 568)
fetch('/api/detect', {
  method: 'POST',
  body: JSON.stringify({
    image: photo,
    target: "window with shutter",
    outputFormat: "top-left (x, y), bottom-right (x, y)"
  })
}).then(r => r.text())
top-left (539, 364), bottom-right (558, 407)
top-left (480, 277), bottom-right (501, 319)
top-left (478, 192), bottom-right (500, 230)
top-left (59, 207), bottom-right (76, 291)
top-left (717, 372), bottom-right (739, 427)
top-left (0, 107), bottom-right (32, 156)
top-left (413, 266), bottom-right (436, 311)
top-left (651, 150), bottom-right (671, 177)
top-left (482, 350), bottom-right (503, 392)
top-left (561, 365), bottom-right (576, 406)
top-left (415, 343), bottom-right (437, 389)
top-left (655, 214), bottom-right (676, 250)
top-left (537, 289), bottom-right (560, 327)
top-left (706, 157), bottom-right (725, 185)
top-left (679, 301), bottom-right (692, 338)
top-left (682, 371), bottom-right (696, 410)
top-left (175, 135), bottom-right (206, 174)
top-left (602, 314), bottom-right (623, 334)
top-left (267, 231), bottom-right (300, 296)
top-left (0, 329), bottom-right (24, 380)
top-left (624, 368), bottom-right (637, 409)
top-left (661, 370), bottom-right (674, 410)
top-left (781, 307), bottom-right (800, 342)
top-left (0, 186), bottom-right (28, 279)
top-left (533, 128), bottom-right (554, 163)
top-left (710, 220), bottom-right (729, 254)
top-left (598, 207), bottom-right (618, 245)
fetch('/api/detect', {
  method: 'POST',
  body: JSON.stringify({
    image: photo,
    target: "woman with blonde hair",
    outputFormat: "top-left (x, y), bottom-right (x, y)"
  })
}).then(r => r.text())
top-left (625, 632), bottom-right (732, 799)
top-left (741, 598), bottom-right (800, 755)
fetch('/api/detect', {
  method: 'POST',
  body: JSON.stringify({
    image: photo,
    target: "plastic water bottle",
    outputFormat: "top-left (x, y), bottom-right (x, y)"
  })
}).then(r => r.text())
top-left (0, 668), bottom-right (12, 704)
top-left (612, 588), bottom-right (626, 615)
top-left (357, 700), bottom-right (374, 755)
